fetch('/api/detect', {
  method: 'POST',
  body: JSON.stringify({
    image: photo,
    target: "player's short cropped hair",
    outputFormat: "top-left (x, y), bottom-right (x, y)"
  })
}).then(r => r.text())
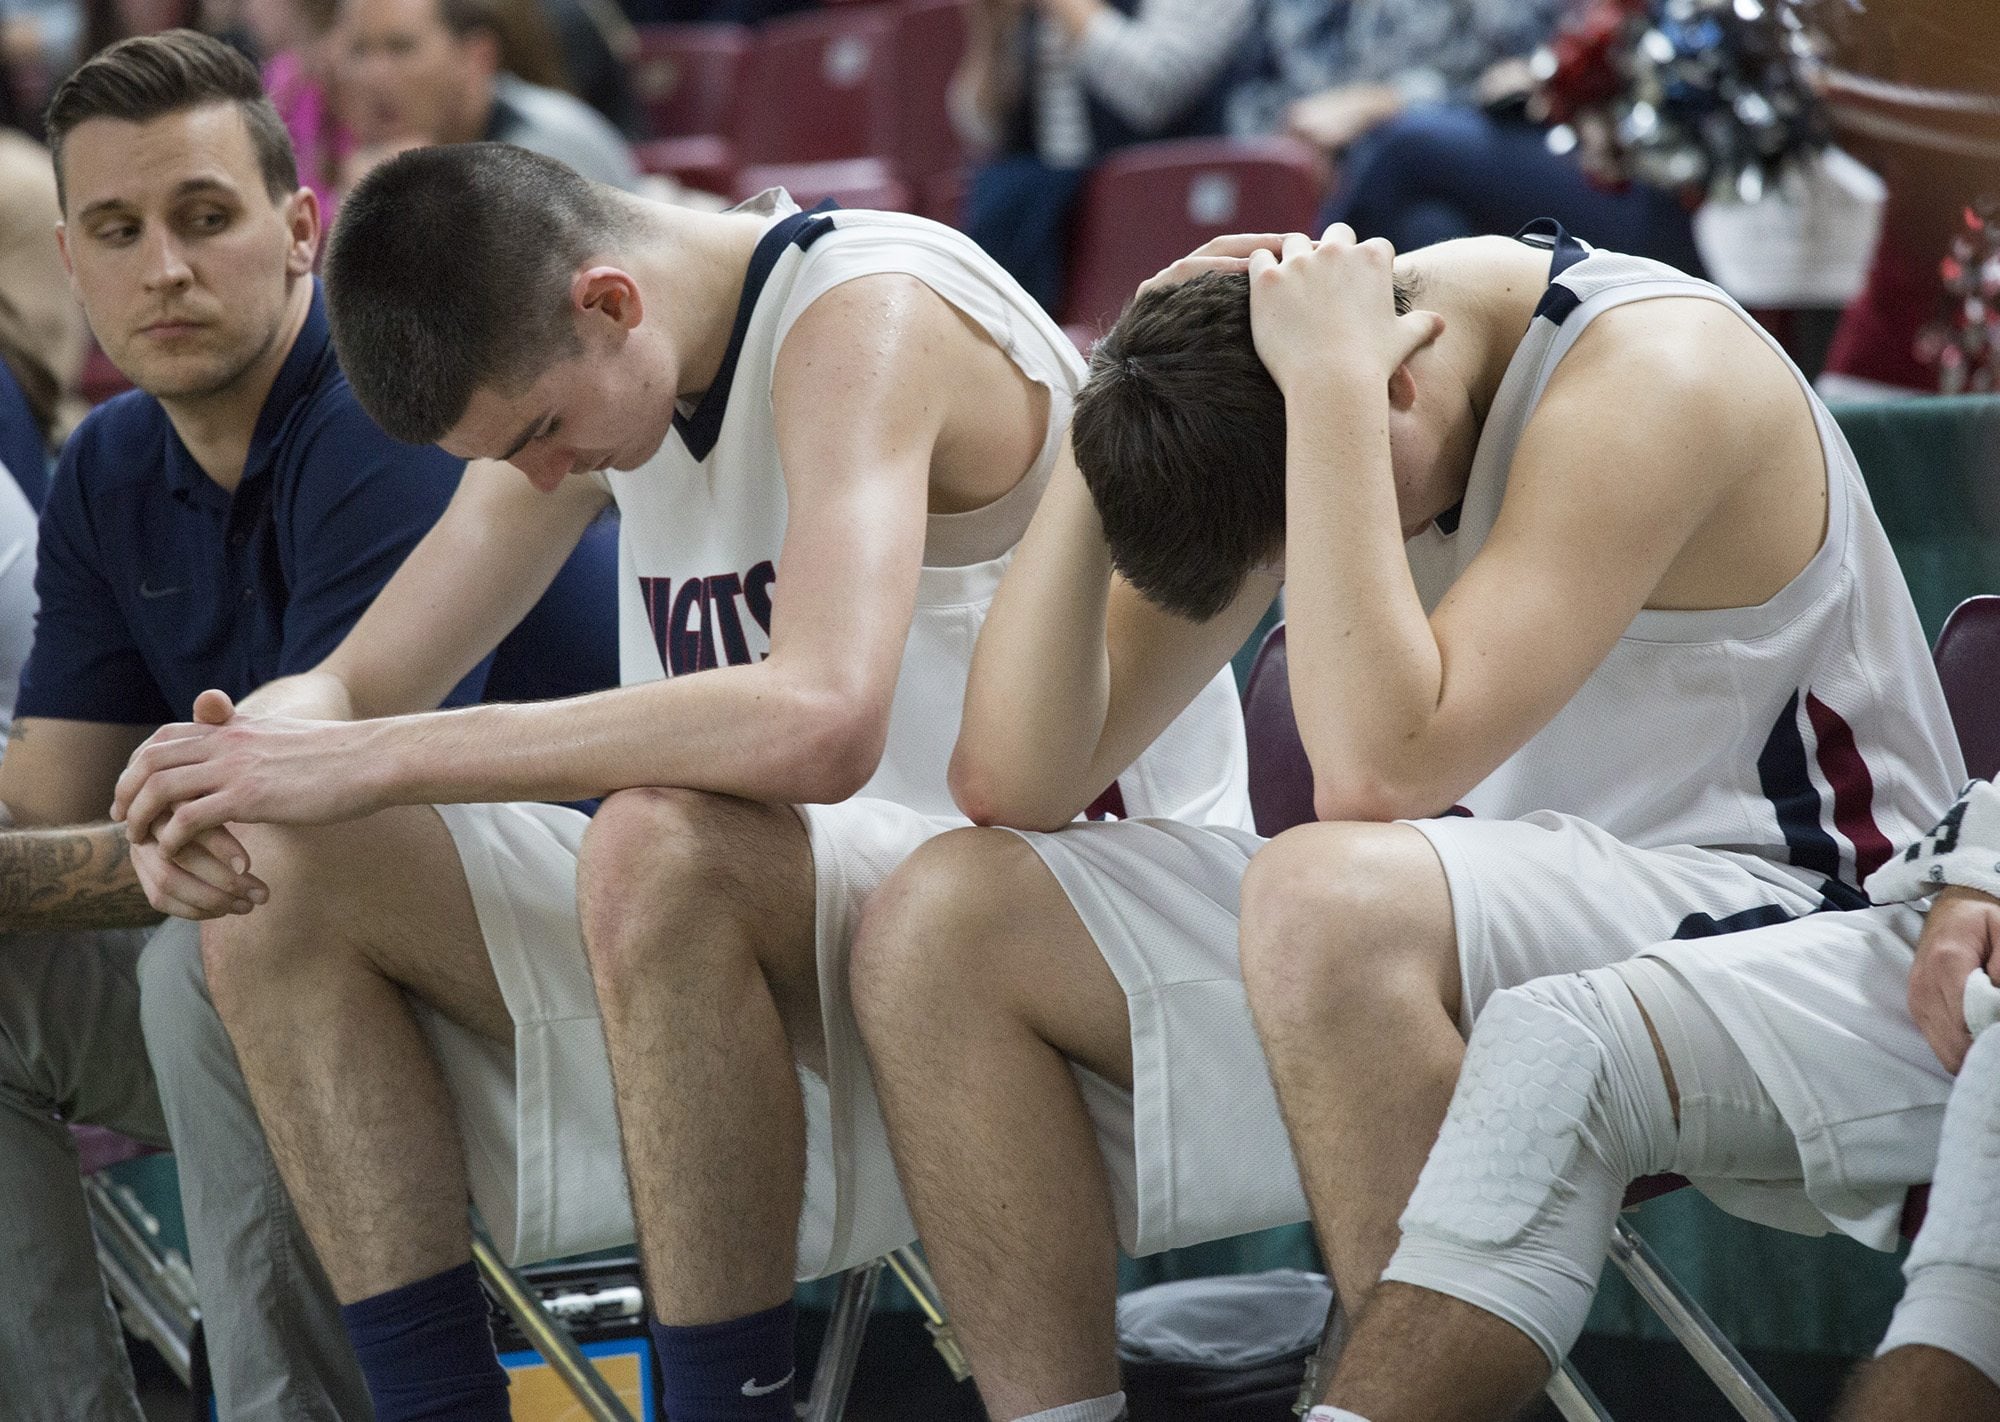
top-left (324, 142), bottom-right (629, 445)
top-left (44, 30), bottom-right (300, 212)
top-left (1071, 268), bottom-right (1412, 622)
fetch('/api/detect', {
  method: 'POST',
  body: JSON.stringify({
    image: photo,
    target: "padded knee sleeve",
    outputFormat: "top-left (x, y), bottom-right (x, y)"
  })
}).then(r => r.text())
top-left (1879, 1028), bottom-right (2000, 1386)
top-left (1386, 970), bottom-right (1679, 1367)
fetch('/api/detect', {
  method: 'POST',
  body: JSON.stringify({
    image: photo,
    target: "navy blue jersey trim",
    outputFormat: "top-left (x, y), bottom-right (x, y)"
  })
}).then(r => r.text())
top-left (1671, 875), bottom-right (1869, 941)
top-left (1816, 876), bottom-right (1870, 912)
top-left (1756, 690), bottom-right (1844, 882)
top-left (1673, 902), bottom-right (1796, 939)
top-left (673, 203), bottom-right (839, 462)
top-left (1516, 218), bottom-right (1587, 324)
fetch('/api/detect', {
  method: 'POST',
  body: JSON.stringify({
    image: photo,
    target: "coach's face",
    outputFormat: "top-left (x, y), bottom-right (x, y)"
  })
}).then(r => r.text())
top-left (57, 103), bottom-right (317, 404)
top-left (441, 267), bottom-right (680, 491)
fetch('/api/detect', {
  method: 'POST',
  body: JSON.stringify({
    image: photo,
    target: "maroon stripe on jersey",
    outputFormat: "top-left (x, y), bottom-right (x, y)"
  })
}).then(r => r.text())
top-left (1805, 691), bottom-right (1893, 884)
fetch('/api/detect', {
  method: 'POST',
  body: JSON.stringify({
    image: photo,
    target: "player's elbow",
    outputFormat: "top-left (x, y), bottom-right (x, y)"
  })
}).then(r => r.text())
top-left (783, 690), bottom-right (891, 805)
top-left (1311, 777), bottom-right (1409, 825)
top-left (947, 748), bottom-right (1073, 832)
top-left (1308, 755), bottom-right (1449, 825)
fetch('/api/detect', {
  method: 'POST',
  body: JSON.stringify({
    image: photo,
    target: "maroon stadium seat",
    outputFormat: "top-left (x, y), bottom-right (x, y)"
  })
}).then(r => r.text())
top-left (730, 157), bottom-right (910, 213)
top-left (1241, 623), bottom-right (1313, 838)
top-left (731, 7), bottom-right (899, 167)
top-left (630, 23), bottom-right (750, 140)
top-left (634, 133), bottom-right (739, 194)
top-left (1932, 594), bottom-right (2000, 781)
top-left (1062, 136), bottom-right (1325, 335)
top-left (892, 0), bottom-right (970, 195)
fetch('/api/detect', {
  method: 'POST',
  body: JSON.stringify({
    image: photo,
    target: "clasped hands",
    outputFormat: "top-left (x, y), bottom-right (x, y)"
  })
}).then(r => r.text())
top-left (110, 689), bottom-right (373, 920)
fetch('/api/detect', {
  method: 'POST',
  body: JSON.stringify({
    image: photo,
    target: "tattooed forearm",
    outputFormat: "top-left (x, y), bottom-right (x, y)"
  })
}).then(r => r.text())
top-left (0, 822), bottom-right (163, 932)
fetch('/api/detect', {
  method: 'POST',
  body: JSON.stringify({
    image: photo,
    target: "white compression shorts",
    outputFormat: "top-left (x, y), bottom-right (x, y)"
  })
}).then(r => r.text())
top-left (1385, 958), bottom-right (1803, 1367)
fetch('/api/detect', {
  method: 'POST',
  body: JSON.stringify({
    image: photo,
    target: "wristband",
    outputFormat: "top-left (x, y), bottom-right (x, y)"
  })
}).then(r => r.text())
top-left (1866, 780), bottom-right (2000, 904)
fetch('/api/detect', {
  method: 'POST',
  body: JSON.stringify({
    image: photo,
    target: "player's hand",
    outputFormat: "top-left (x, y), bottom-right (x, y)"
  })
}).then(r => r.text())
top-left (129, 828), bottom-right (269, 921)
top-left (1136, 233), bottom-right (1293, 298)
top-left (1247, 225), bottom-right (1444, 401)
top-left (1908, 885), bottom-right (2000, 1075)
top-left (112, 688), bottom-right (380, 855)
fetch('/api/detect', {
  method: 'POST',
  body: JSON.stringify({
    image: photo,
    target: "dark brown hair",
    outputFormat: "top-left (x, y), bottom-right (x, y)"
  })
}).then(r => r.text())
top-left (44, 29), bottom-right (300, 211)
top-left (1071, 269), bottom-right (1413, 621)
top-left (325, 142), bottom-right (624, 443)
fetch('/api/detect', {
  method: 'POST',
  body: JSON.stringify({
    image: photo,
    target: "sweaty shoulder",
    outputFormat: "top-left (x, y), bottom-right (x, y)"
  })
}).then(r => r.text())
top-left (774, 271), bottom-right (989, 404)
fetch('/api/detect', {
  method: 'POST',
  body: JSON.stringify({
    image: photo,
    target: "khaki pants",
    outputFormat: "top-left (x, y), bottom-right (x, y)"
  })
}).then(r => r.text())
top-left (0, 920), bottom-right (370, 1420)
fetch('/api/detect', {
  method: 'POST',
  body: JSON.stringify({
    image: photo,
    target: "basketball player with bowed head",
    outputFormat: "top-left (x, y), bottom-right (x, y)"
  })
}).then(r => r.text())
top-left (110, 144), bottom-right (1249, 1422)
top-left (843, 222), bottom-right (1961, 1422)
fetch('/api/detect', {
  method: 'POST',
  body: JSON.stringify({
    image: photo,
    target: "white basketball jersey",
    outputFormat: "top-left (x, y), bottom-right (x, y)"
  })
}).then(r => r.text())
top-left (1404, 224), bottom-right (1964, 907)
top-left (599, 193), bottom-right (1251, 828)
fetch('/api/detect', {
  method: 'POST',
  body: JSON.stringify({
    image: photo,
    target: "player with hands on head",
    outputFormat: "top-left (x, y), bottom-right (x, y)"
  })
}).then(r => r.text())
top-left (844, 212), bottom-right (1960, 1422)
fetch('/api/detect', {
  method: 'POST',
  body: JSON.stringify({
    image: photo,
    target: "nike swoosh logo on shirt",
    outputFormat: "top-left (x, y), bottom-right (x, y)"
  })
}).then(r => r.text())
top-left (741, 1370), bottom-right (795, 1397)
top-left (139, 581), bottom-right (183, 599)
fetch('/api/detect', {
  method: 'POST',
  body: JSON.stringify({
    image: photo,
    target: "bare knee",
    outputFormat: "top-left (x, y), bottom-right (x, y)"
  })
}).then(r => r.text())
top-left (1240, 821), bottom-right (1455, 1031)
top-left (849, 827), bottom-right (1041, 1037)
top-left (576, 786), bottom-right (805, 997)
top-left (197, 821), bottom-right (348, 996)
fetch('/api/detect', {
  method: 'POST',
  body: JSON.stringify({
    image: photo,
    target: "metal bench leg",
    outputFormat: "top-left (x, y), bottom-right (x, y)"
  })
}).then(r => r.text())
top-left (1292, 1294), bottom-right (1344, 1416)
top-left (87, 1174), bottom-right (201, 1388)
top-left (800, 1259), bottom-right (883, 1422)
top-left (1607, 1220), bottom-right (1795, 1422)
top-left (472, 1233), bottom-right (636, 1422)
top-left (1546, 1360), bottom-right (1614, 1421)
top-left (882, 1246), bottom-right (971, 1382)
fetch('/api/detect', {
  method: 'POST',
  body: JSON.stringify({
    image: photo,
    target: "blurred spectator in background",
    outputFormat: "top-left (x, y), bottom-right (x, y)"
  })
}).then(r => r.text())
top-left (243, 0), bottom-right (349, 213)
top-left (1234, 0), bottom-right (1706, 273)
top-left (339, 0), bottom-right (642, 190)
top-left (952, 0), bottom-right (1258, 312)
top-left (540, 0), bottom-right (641, 137)
top-left (1, 0), bottom-right (85, 92)
top-left (0, 129), bottom-right (89, 451)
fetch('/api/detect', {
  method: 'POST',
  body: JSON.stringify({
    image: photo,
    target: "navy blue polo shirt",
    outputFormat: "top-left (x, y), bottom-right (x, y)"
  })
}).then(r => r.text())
top-left (16, 282), bottom-right (487, 725)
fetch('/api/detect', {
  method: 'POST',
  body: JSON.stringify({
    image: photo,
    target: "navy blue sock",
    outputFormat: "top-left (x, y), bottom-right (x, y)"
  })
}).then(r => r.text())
top-left (340, 1260), bottom-right (511, 1422)
top-left (650, 1299), bottom-right (798, 1422)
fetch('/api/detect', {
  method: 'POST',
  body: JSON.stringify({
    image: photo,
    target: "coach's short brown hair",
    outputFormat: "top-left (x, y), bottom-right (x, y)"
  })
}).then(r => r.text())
top-left (44, 29), bottom-right (299, 211)
top-left (1071, 269), bottom-right (1414, 622)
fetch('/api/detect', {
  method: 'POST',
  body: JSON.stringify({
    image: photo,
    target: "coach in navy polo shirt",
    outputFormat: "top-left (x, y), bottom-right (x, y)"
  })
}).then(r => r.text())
top-left (16, 283), bottom-right (488, 730)
top-left (0, 31), bottom-right (611, 1422)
